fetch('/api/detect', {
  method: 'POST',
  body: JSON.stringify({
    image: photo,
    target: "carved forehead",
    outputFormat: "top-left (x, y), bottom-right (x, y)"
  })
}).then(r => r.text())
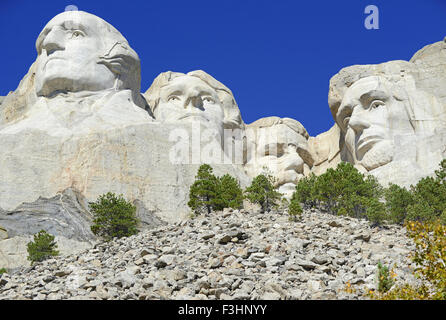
top-left (248, 117), bottom-right (308, 138)
top-left (160, 75), bottom-right (217, 94)
top-left (343, 76), bottom-right (390, 100)
top-left (36, 11), bottom-right (125, 54)
top-left (254, 124), bottom-right (307, 149)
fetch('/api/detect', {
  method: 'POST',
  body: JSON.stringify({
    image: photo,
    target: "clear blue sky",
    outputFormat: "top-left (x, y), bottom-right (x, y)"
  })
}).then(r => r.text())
top-left (1, 0), bottom-right (446, 135)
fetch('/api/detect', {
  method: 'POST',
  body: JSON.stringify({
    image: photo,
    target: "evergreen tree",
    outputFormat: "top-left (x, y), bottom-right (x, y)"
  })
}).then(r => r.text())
top-left (291, 162), bottom-right (385, 223)
top-left (188, 164), bottom-right (219, 214)
top-left (244, 174), bottom-right (281, 212)
top-left (288, 198), bottom-right (303, 221)
top-left (90, 192), bottom-right (139, 241)
top-left (405, 160), bottom-right (446, 223)
top-left (27, 230), bottom-right (59, 264)
top-left (292, 173), bottom-right (317, 209)
top-left (214, 174), bottom-right (244, 210)
top-left (385, 184), bottom-right (414, 224)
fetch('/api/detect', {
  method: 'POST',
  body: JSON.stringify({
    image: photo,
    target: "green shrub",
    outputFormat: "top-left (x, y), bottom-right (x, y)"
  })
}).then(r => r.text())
top-left (0, 268), bottom-right (6, 275)
top-left (396, 160), bottom-right (446, 223)
top-left (26, 230), bottom-right (59, 264)
top-left (244, 174), bottom-right (281, 212)
top-left (288, 199), bottom-right (303, 221)
top-left (292, 162), bottom-right (385, 223)
top-left (292, 173), bottom-right (317, 209)
top-left (377, 262), bottom-right (394, 293)
top-left (384, 184), bottom-right (414, 224)
top-left (90, 192), bottom-right (139, 241)
top-left (365, 197), bottom-right (387, 225)
top-left (214, 174), bottom-right (244, 211)
top-left (407, 177), bottom-right (446, 222)
top-left (188, 164), bottom-right (247, 214)
top-left (188, 164), bottom-right (220, 214)
top-left (279, 197), bottom-right (290, 211)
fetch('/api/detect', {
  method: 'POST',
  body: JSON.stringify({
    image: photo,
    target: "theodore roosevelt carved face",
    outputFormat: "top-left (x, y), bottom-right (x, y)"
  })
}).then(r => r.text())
top-left (35, 11), bottom-right (140, 97)
top-left (245, 117), bottom-right (312, 197)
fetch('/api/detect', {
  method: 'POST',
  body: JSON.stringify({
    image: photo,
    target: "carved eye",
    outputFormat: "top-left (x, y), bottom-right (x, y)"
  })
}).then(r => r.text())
top-left (369, 100), bottom-right (385, 110)
top-left (287, 144), bottom-right (297, 152)
top-left (202, 97), bottom-right (215, 104)
top-left (71, 30), bottom-right (84, 38)
top-left (168, 96), bottom-right (180, 102)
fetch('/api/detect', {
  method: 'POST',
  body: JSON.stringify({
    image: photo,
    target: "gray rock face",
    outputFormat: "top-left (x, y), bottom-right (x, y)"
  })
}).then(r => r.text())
top-left (410, 40), bottom-right (446, 107)
top-left (133, 199), bottom-right (166, 230)
top-left (0, 122), bottom-right (249, 224)
top-left (0, 209), bottom-right (418, 300)
top-left (0, 188), bottom-right (95, 241)
top-left (0, 188), bottom-right (166, 269)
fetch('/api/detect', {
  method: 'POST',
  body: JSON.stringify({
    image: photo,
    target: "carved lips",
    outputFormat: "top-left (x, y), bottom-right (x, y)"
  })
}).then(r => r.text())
top-left (177, 113), bottom-right (210, 122)
top-left (356, 134), bottom-right (383, 155)
top-left (43, 56), bottom-right (65, 69)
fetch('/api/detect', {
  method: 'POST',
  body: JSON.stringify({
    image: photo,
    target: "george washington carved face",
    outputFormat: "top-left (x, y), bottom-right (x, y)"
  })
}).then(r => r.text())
top-left (35, 11), bottom-right (140, 97)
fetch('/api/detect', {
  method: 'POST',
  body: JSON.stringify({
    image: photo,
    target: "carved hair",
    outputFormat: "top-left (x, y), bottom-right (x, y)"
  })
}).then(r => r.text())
top-left (97, 41), bottom-right (141, 94)
top-left (247, 116), bottom-right (309, 139)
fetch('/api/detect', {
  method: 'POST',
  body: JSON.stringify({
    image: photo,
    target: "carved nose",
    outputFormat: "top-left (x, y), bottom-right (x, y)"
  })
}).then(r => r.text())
top-left (348, 109), bottom-right (370, 134)
top-left (281, 153), bottom-right (304, 173)
top-left (42, 28), bottom-right (65, 55)
top-left (184, 90), bottom-right (203, 110)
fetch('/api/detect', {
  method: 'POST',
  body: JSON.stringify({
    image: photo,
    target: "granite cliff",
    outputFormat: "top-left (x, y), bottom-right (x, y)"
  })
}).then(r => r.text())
top-left (1, 10), bottom-right (446, 269)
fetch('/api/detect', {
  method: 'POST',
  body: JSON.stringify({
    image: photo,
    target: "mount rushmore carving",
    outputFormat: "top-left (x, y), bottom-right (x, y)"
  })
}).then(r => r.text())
top-left (2, 10), bottom-right (446, 267)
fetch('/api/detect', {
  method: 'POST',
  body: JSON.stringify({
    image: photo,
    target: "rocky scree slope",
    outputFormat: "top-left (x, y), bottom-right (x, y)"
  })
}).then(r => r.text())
top-left (0, 209), bottom-right (417, 300)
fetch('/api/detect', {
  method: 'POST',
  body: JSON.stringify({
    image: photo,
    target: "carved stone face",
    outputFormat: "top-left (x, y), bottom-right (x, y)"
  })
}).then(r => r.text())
top-left (336, 76), bottom-right (413, 171)
top-left (155, 75), bottom-right (224, 129)
top-left (35, 12), bottom-right (117, 97)
top-left (246, 124), bottom-right (306, 195)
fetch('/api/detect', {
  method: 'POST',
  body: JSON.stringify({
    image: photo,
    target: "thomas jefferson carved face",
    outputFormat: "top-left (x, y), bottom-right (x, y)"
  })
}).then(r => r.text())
top-left (155, 75), bottom-right (225, 129)
top-left (35, 11), bottom-right (139, 97)
top-left (336, 76), bottom-right (413, 171)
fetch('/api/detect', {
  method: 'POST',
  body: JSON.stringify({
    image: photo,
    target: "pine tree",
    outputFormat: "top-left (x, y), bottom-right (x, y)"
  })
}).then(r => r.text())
top-left (90, 192), bottom-right (139, 241)
top-left (244, 174), bottom-right (281, 212)
top-left (292, 173), bottom-right (318, 209)
top-left (214, 174), bottom-right (244, 210)
top-left (385, 184), bottom-right (414, 224)
top-left (288, 198), bottom-right (303, 221)
top-left (188, 164), bottom-right (219, 214)
top-left (26, 230), bottom-right (59, 264)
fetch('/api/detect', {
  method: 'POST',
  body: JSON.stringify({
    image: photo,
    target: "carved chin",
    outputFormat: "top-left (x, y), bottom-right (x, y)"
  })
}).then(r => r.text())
top-left (276, 170), bottom-right (302, 187)
top-left (358, 140), bottom-right (394, 171)
top-left (278, 182), bottom-right (297, 198)
top-left (36, 77), bottom-right (72, 97)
